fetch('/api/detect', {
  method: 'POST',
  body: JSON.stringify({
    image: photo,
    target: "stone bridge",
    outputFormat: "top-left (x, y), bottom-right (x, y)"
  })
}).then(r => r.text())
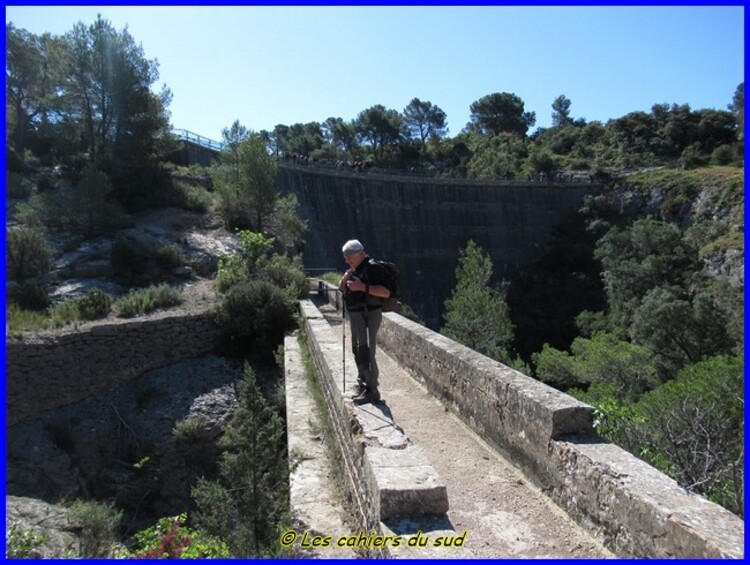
top-left (4, 290), bottom-right (743, 558)
top-left (285, 281), bottom-right (744, 558)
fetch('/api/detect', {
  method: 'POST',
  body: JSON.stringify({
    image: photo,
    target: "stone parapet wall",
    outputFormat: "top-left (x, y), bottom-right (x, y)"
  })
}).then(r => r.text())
top-left (6, 311), bottom-right (219, 426)
top-left (374, 308), bottom-right (744, 558)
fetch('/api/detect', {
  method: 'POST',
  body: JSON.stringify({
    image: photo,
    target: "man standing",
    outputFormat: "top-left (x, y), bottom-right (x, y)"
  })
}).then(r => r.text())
top-left (339, 239), bottom-right (391, 405)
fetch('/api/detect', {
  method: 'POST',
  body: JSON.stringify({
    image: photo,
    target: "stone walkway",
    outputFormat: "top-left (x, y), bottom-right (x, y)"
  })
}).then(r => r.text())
top-left (288, 299), bottom-right (613, 558)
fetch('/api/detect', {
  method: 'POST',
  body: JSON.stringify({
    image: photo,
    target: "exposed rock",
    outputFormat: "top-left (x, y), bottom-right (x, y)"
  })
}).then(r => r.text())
top-left (6, 355), bottom-right (247, 532)
top-left (5, 496), bottom-right (79, 558)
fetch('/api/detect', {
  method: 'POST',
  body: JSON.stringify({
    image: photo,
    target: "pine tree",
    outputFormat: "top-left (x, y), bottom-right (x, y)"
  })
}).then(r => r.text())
top-left (441, 240), bottom-right (514, 363)
top-left (192, 363), bottom-right (289, 557)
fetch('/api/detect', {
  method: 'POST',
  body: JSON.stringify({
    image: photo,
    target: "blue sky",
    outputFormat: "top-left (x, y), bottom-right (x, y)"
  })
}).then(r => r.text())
top-left (5, 5), bottom-right (744, 144)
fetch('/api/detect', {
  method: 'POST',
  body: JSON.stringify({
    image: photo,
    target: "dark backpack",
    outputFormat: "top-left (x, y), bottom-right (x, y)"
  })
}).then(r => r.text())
top-left (367, 259), bottom-right (401, 312)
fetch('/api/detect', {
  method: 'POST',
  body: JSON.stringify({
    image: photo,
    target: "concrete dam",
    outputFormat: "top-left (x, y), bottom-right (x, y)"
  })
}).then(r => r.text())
top-left (277, 163), bottom-right (601, 328)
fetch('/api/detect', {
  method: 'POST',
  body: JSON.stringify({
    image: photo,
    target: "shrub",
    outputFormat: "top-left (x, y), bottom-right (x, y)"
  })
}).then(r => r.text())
top-left (173, 418), bottom-right (204, 444)
top-left (129, 513), bottom-right (229, 558)
top-left (78, 288), bottom-right (112, 319)
top-left (49, 288), bottom-right (113, 326)
top-left (67, 500), bottom-right (122, 558)
top-left (215, 280), bottom-right (297, 358)
top-left (6, 227), bottom-right (52, 282)
top-left (7, 280), bottom-right (50, 310)
top-left (5, 521), bottom-right (47, 558)
top-left (6, 303), bottom-right (49, 334)
top-left (637, 355), bottom-right (744, 515)
top-left (259, 254), bottom-right (309, 299)
top-left (216, 231), bottom-right (277, 294)
top-left (49, 299), bottom-right (82, 327)
top-left (111, 234), bottom-right (184, 285)
top-left (711, 144), bottom-right (736, 166)
top-left (172, 180), bottom-right (214, 212)
top-left (113, 284), bottom-right (183, 318)
top-left (320, 271), bottom-right (341, 286)
top-left (6, 172), bottom-right (31, 200)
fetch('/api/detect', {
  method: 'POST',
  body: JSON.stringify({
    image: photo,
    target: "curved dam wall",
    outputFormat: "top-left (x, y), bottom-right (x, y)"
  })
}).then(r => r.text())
top-left (278, 164), bottom-right (600, 328)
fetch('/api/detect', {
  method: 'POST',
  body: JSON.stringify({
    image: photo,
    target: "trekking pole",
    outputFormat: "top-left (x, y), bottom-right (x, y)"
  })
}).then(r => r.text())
top-left (341, 292), bottom-right (346, 393)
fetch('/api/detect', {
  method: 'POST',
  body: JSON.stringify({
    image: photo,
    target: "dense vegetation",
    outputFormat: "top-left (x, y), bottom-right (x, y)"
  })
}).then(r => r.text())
top-left (6, 15), bottom-right (743, 556)
top-left (441, 166), bottom-right (744, 517)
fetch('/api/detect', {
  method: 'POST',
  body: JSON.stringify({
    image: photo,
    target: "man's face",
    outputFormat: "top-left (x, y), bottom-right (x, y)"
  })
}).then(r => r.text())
top-left (344, 250), bottom-right (365, 270)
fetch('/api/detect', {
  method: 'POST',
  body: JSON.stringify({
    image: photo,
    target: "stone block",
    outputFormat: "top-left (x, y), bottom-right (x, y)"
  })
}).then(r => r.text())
top-left (366, 445), bottom-right (449, 520)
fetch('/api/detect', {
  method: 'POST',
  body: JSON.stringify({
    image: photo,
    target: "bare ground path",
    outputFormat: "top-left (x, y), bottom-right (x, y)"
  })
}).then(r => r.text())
top-left (317, 300), bottom-right (613, 559)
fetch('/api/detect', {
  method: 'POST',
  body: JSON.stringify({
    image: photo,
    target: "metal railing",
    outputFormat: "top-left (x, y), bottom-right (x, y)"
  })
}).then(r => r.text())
top-left (172, 128), bottom-right (225, 152)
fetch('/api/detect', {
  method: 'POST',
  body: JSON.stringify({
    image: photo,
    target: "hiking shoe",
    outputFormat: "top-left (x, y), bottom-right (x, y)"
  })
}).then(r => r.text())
top-left (350, 383), bottom-right (366, 399)
top-left (352, 390), bottom-right (381, 405)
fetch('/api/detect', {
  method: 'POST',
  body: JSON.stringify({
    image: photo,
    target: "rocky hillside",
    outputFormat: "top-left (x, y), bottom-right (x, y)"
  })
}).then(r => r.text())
top-left (592, 166), bottom-right (743, 287)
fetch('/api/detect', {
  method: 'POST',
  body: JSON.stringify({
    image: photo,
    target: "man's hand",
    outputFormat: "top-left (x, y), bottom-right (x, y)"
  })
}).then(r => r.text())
top-left (346, 275), bottom-right (364, 292)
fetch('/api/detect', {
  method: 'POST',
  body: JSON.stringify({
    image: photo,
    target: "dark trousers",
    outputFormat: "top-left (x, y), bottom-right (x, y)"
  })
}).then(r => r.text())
top-left (347, 308), bottom-right (382, 392)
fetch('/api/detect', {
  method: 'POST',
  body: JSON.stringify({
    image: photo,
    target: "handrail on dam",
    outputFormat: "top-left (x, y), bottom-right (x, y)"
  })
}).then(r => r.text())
top-left (278, 159), bottom-right (599, 188)
top-left (303, 279), bottom-right (744, 559)
top-left (172, 128), bottom-right (225, 152)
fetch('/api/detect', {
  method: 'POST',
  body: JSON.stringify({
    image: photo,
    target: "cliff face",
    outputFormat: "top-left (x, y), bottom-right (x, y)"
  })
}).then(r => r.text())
top-left (278, 165), bottom-right (601, 328)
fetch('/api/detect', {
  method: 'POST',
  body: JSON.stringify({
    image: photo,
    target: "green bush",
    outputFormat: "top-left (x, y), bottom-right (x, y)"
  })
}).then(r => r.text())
top-left (6, 303), bottom-right (49, 334)
top-left (637, 355), bottom-right (743, 515)
top-left (171, 180), bottom-right (214, 212)
top-left (6, 226), bottom-right (52, 282)
top-left (129, 513), bottom-right (229, 558)
top-left (215, 280), bottom-right (297, 358)
top-left (67, 500), bottom-right (122, 558)
top-left (173, 418), bottom-right (204, 443)
top-left (113, 284), bottom-right (183, 318)
top-left (216, 231), bottom-right (277, 294)
top-left (319, 271), bottom-right (341, 286)
top-left (710, 144), bottom-right (736, 166)
top-left (5, 521), bottom-right (47, 558)
top-left (111, 234), bottom-right (184, 285)
top-left (6, 172), bottom-right (31, 200)
top-left (7, 280), bottom-right (50, 310)
top-left (259, 254), bottom-right (309, 299)
top-left (78, 288), bottom-right (112, 319)
top-left (49, 288), bottom-right (113, 327)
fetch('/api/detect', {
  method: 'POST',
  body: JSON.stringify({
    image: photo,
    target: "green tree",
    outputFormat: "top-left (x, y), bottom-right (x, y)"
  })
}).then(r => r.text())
top-left (212, 132), bottom-right (279, 231)
top-left (354, 104), bottom-right (406, 161)
top-left (534, 332), bottom-right (658, 399)
top-left (192, 364), bottom-right (290, 557)
top-left (465, 131), bottom-right (528, 180)
top-left (637, 355), bottom-right (743, 515)
top-left (441, 240), bottom-right (514, 362)
top-left (322, 116), bottom-right (358, 158)
top-left (551, 94), bottom-right (573, 127)
top-left (594, 219), bottom-right (698, 329)
top-left (729, 82), bottom-right (743, 142)
top-left (403, 97), bottom-right (448, 152)
top-left (467, 92), bottom-right (536, 137)
top-left (61, 16), bottom-right (170, 167)
top-left (270, 123), bottom-right (290, 156)
top-left (6, 23), bottom-right (51, 155)
top-left (284, 121), bottom-right (325, 156)
top-left (608, 110), bottom-right (659, 164)
top-left (630, 286), bottom-right (734, 374)
top-left (69, 164), bottom-right (126, 237)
